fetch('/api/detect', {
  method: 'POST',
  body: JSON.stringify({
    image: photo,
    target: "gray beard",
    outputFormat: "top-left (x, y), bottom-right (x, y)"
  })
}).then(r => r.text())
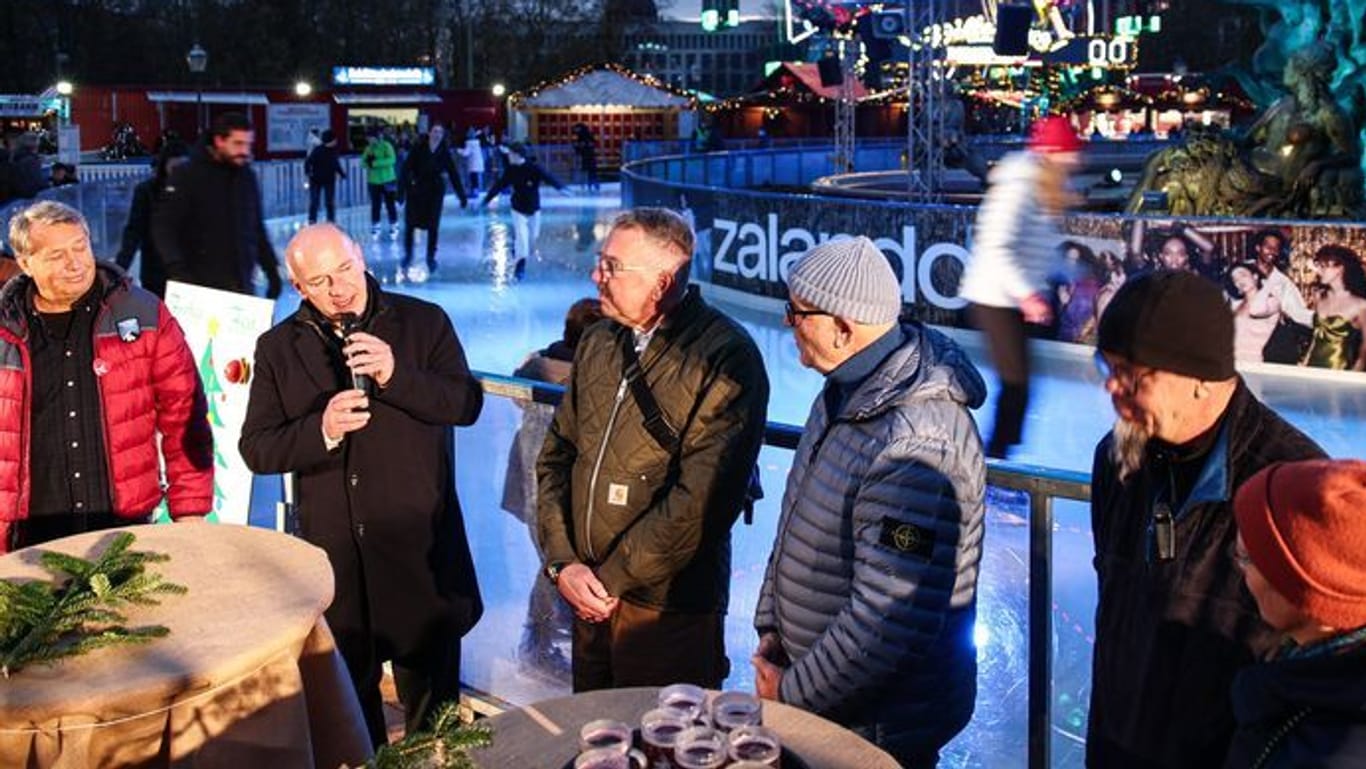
top-left (1111, 419), bottom-right (1152, 484)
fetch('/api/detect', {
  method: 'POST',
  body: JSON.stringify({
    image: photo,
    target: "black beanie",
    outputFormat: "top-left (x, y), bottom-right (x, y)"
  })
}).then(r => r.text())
top-left (1097, 270), bottom-right (1236, 381)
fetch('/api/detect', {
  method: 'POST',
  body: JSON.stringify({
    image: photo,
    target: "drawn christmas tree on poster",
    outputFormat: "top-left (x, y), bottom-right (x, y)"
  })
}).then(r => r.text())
top-left (199, 343), bottom-right (228, 476)
top-left (196, 320), bottom-right (230, 513)
top-left (199, 321), bottom-right (225, 430)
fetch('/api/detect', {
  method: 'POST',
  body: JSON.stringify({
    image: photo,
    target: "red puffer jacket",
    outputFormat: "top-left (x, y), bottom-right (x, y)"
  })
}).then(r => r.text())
top-left (0, 264), bottom-right (213, 552)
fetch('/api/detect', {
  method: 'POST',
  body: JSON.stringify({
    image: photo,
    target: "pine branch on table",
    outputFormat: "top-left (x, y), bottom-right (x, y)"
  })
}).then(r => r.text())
top-left (0, 531), bottom-right (187, 678)
top-left (369, 701), bottom-right (494, 769)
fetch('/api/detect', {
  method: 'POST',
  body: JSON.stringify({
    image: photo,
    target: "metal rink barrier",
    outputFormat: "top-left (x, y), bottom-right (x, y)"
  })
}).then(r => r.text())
top-left (469, 371), bottom-right (1091, 769)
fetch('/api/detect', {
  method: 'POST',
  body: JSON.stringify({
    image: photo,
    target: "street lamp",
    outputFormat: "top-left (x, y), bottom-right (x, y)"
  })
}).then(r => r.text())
top-left (491, 84), bottom-right (508, 139)
top-left (186, 43), bottom-right (208, 135)
top-left (55, 81), bottom-right (73, 126)
top-left (295, 81), bottom-right (312, 97)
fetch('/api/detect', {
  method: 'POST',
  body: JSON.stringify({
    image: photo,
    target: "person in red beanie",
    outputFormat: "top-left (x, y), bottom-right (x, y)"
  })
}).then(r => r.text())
top-left (1224, 458), bottom-right (1366, 768)
top-left (960, 115), bottom-right (1082, 458)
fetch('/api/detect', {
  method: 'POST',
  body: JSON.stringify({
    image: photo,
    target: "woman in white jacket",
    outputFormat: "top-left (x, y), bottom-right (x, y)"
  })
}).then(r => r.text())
top-left (960, 116), bottom-right (1082, 458)
top-left (458, 128), bottom-right (487, 194)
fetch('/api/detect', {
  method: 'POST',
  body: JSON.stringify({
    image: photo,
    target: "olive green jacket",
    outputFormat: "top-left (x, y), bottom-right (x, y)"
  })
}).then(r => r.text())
top-left (537, 287), bottom-right (769, 612)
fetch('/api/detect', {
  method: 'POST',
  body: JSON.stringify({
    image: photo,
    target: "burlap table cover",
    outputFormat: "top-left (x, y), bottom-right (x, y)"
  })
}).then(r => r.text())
top-left (468, 686), bottom-right (901, 768)
top-left (0, 523), bottom-right (373, 769)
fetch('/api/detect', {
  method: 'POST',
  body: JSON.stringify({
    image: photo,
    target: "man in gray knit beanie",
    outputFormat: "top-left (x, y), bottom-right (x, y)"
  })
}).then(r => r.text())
top-left (757, 235), bottom-right (988, 768)
top-left (786, 236), bottom-right (903, 326)
top-left (782, 236), bottom-right (903, 373)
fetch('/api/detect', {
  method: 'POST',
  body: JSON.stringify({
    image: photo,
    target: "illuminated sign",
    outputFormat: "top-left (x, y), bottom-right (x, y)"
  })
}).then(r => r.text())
top-left (1115, 15), bottom-right (1162, 35)
top-left (943, 35), bottom-right (1136, 68)
top-left (331, 66), bottom-right (435, 87)
top-left (1042, 36), bottom-right (1138, 67)
top-left (0, 96), bottom-right (59, 117)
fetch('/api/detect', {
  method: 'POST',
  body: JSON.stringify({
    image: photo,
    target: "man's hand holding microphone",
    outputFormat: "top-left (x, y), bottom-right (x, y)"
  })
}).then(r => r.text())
top-left (322, 314), bottom-right (396, 444)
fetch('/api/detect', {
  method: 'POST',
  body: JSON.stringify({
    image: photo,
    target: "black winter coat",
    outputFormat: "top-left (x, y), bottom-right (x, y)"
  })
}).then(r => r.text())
top-left (1224, 639), bottom-right (1366, 769)
top-left (8, 148), bottom-right (47, 200)
top-left (482, 161), bottom-right (565, 216)
top-left (399, 139), bottom-right (466, 223)
top-left (115, 177), bottom-right (169, 297)
top-left (239, 280), bottom-right (484, 660)
top-left (1087, 380), bottom-right (1325, 769)
top-left (305, 144), bottom-right (347, 184)
top-left (151, 151), bottom-right (281, 297)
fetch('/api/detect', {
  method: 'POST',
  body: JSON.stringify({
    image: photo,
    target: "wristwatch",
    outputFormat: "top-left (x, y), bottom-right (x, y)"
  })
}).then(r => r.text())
top-left (544, 561), bottom-right (569, 584)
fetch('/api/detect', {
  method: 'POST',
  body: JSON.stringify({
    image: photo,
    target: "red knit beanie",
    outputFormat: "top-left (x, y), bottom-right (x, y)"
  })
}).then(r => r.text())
top-left (1234, 459), bottom-right (1366, 629)
top-left (1029, 116), bottom-right (1083, 154)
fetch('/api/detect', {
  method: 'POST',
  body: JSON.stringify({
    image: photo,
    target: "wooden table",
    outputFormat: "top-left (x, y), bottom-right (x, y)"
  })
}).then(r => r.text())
top-left (0, 523), bottom-right (373, 769)
top-left (468, 686), bottom-right (900, 768)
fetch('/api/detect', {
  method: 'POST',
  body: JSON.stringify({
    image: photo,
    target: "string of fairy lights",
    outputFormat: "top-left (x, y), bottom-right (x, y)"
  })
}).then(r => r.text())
top-left (501, 11), bottom-right (1250, 124)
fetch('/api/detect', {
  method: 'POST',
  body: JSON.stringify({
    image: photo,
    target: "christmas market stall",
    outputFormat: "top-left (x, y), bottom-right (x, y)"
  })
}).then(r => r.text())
top-left (1051, 75), bottom-right (1255, 139)
top-left (507, 63), bottom-right (696, 171)
top-left (709, 62), bottom-right (905, 141)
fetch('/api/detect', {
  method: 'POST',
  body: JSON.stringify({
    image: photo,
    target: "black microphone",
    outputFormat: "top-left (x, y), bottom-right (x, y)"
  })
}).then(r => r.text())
top-left (338, 312), bottom-right (373, 396)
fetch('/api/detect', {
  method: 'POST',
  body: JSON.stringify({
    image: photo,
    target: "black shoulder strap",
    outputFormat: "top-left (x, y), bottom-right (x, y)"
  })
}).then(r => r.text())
top-left (619, 332), bottom-right (764, 524)
top-left (621, 333), bottom-right (680, 455)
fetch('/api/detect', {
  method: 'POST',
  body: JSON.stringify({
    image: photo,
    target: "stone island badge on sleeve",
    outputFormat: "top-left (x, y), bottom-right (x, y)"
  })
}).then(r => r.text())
top-left (878, 516), bottom-right (935, 559)
top-left (116, 317), bottom-right (141, 342)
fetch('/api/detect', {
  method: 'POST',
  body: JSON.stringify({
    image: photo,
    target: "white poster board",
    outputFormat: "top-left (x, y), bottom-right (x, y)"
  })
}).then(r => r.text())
top-left (162, 281), bottom-right (276, 525)
top-left (267, 103), bottom-right (332, 153)
top-left (57, 125), bottom-right (81, 167)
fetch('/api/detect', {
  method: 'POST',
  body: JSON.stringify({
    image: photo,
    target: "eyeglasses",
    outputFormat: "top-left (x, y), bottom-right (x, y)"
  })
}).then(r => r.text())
top-left (595, 254), bottom-right (664, 280)
top-left (1094, 351), bottom-right (1157, 397)
top-left (784, 301), bottom-right (831, 326)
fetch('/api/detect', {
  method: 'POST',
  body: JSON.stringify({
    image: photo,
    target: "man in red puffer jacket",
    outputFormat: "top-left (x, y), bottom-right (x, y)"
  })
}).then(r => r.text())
top-left (0, 200), bottom-right (213, 552)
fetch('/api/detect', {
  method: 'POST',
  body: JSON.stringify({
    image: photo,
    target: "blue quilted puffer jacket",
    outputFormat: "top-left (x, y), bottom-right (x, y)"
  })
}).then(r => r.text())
top-left (755, 322), bottom-right (987, 764)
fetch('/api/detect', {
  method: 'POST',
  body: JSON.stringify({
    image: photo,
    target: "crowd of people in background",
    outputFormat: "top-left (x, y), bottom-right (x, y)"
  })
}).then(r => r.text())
top-left (0, 131), bottom-right (51, 204)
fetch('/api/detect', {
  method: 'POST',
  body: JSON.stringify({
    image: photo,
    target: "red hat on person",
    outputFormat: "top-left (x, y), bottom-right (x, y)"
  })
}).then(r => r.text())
top-left (1029, 116), bottom-right (1083, 154)
top-left (1234, 459), bottom-right (1366, 629)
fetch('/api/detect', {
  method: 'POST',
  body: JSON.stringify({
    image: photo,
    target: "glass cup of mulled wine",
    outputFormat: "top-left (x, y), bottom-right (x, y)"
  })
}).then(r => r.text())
top-left (727, 724), bottom-right (782, 767)
top-left (672, 725), bottom-right (727, 769)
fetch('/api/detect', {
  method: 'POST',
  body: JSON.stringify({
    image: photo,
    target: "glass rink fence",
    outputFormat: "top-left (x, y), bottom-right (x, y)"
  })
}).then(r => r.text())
top-left (452, 371), bottom-right (1090, 769)
top-left (0, 143), bottom-right (595, 255)
top-left (1, 157), bottom-right (374, 257)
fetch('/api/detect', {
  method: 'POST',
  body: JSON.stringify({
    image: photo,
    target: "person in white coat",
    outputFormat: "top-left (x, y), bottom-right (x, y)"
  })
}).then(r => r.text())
top-left (459, 128), bottom-right (487, 195)
top-left (960, 116), bottom-right (1081, 458)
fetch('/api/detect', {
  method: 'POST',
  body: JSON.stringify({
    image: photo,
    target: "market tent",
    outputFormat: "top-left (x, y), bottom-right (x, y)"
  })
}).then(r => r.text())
top-left (508, 63), bottom-right (697, 170)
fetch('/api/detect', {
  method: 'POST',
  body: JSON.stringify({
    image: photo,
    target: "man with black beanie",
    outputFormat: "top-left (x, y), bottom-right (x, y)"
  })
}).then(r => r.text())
top-left (1086, 270), bottom-right (1325, 768)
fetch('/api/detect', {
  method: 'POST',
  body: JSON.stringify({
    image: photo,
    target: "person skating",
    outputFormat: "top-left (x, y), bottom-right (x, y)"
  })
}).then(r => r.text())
top-left (397, 124), bottom-right (467, 283)
top-left (481, 142), bottom-right (567, 281)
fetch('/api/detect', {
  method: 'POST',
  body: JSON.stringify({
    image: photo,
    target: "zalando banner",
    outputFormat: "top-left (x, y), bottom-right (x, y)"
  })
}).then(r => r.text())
top-left (626, 176), bottom-right (1366, 375)
top-left (629, 180), bottom-right (977, 327)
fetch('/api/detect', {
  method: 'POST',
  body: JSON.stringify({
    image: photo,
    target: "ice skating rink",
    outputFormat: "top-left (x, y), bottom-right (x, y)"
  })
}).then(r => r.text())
top-left (250, 186), bottom-right (1363, 768)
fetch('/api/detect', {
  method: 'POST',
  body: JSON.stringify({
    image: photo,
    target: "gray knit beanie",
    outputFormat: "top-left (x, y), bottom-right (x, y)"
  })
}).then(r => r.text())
top-left (786, 236), bottom-right (902, 324)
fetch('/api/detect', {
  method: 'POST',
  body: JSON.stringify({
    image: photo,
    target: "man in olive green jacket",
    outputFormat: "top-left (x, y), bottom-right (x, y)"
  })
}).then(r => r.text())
top-left (537, 207), bottom-right (769, 692)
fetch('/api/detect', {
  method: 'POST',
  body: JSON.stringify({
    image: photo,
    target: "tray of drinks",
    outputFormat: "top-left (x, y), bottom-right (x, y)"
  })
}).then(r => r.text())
top-left (563, 727), bottom-right (811, 769)
top-left (567, 686), bottom-right (810, 769)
